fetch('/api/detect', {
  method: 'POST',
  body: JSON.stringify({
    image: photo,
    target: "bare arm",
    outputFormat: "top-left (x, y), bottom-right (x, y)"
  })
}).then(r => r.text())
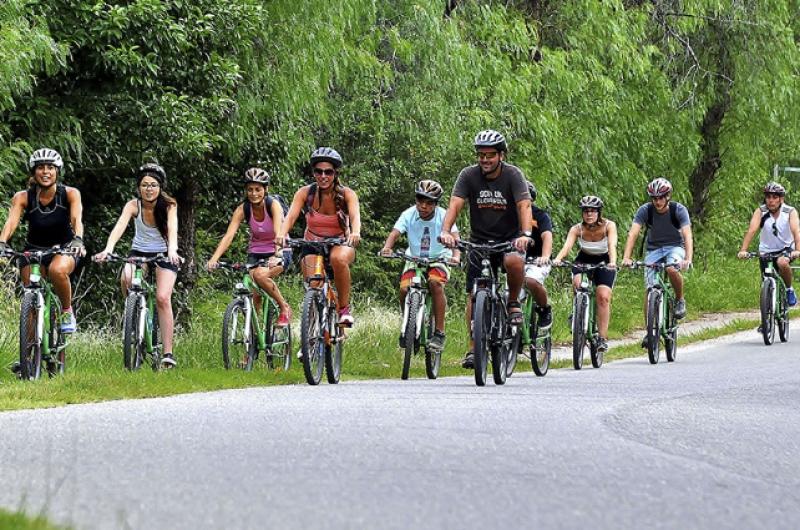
top-left (66, 187), bottom-right (84, 239)
top-left (681, 224), bottom-right (693, 266)
top-left (270, 199), bottom-right (284, 249)
top-left (345, 188), bottom-right (361, 247)
top-left (0, 191), bottom-right (27, 243)
top-left (277, 186), bottom-right (309, 245)
top-left (167, 203), bottom-right (180, 263)
top-left (540, 230), bottom-right (553, 261)
top-left (607, 221), bottom-right (618, 266)
top-left (93, 200), bottom-right (137, 260)
top-left (621, 222), bottom-right (642, 264)
top-left (439, 196), bottom-right (464, 248)
top-left (208, 205), bottom-right (245, 267)
top-left (791, 209), bottom-right (800, 255)
top-left (737, 208), bottom-right (763, 257)
top-left (513, 199), bottom-right (533, 253)
top-left (554, 225), bottom-right (579, 263)
top-left (381, 228), bottom-right (402, 255)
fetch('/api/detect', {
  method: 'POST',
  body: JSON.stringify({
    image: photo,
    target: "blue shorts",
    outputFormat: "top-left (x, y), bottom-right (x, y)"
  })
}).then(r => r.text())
top-left (644, 246), bottom-right (684, 287)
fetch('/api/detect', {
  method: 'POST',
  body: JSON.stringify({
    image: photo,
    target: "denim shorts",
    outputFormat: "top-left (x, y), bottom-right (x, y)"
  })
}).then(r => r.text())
top-left (644, 246), bottom-right (684, 287)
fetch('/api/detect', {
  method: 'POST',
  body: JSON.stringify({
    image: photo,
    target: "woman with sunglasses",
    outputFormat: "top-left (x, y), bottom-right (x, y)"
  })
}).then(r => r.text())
top-left (276, 147), bottom-right (361, 326)
top-left (93, 163), bottom-right (181, 368)
top-left (737, 182), bottom-right (800, 306)
top-left (553, 195), bottom-right (618, 353)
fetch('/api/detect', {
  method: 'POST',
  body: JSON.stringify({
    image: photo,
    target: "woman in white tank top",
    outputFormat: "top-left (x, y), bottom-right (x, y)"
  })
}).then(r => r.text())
top-left (553, 196), bottom-right (618, 353)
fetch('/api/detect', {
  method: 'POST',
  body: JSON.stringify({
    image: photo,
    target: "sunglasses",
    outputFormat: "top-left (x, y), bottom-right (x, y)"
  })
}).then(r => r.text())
top-left (476, 152), bottom-right (499, 161)
top-left (772, 222), bottom-right (779, 238)
top-left (313, 168), bottom-right (336, 177)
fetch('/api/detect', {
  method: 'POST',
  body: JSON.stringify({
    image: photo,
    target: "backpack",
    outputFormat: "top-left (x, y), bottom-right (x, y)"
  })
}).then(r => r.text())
top-left (639, 201), bottom-right (682, 257)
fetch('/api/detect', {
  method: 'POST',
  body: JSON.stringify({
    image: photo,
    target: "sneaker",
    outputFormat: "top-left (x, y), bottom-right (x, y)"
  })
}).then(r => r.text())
top-left (538, 305), bottom-right (553, 330)
top-left (788, 288), bottom-right (797, 307)
top-left (428, 331), bottom-right (446, 352)
top-left (160, 353), bottom-right (177, 369)
top-left (296, 348), bottom-right (304, 360)
top-left (60, 311), bottom-right (77, 334)
top-left (461, 352), bottom-right (475, 369)
top-left (674, 299), bottom-right (687, 320)
top-left (641, 336), bottom-right (649, 349)
top-left (338, 306), bottom-right (354, 327)
top-left (10, 362), bottom-right (20, 374)
top-left (597, 338), bottom-right (609, 353)
top-left (398, 334), bottom-right (406, 349)
top-left (277, 307), bottom-right (291, 327)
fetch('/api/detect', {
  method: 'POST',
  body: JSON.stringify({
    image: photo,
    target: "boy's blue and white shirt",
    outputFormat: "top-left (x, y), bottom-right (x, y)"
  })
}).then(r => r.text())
top-left (393, 205), bottom-right (458, 260)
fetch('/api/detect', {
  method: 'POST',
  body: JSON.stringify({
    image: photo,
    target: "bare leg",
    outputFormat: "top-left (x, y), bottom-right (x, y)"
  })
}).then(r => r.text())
top-left (154, 267), bottom-right (177, 354)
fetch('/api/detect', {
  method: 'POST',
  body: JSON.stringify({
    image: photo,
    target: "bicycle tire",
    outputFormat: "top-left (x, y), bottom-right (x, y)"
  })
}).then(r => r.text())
top-left (123, 293), bottom-right (144, 371)
top-left (150, 305), bottom-right (161, 369)
top-left (530, 308), bottom-right (549, 376)
top-left (402, 293), bottom-right (420, 380)
top-left (590, 338), bottom-right (603, 369)
top-left (506, 323), bottom-right (520, 378)
top-left (301, 289), bottom-right (325, 385)
top-left (665, 326), bottom-right (678, 362)
top-left (646, 290), bottom-right (661, 364)
top-left (424, 303), bottom-right (440, 379)
top-left (572, 293), bottom-right (588, 370)
top-left (325, 303), bottom-right (342, 384)
top-left (19, 291), bottom-right (42, 381)
top-left (491, 302), bottom-right (508, 385)
top-left (48, 301), bottom-right (66, 376)
top-left (760, 278), bottom-right (776, 346)
top-left (222, 298), bottom-right (251, 370)
top-left (268, 322), bottom-right (292, 371)
top-left (472, 290), bottom-right (491, 386)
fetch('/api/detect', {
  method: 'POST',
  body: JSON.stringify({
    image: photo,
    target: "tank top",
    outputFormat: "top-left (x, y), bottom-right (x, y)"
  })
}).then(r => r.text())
top-left (24, 184), bottom-right (74, 248)
top-left (247, 202), bottom-right (276, 254)
top-left (759, 204), bottom-right (796, 252)
top-left (304, 187), bottom-right (348, 240)
top-left (578, 223), bottom-right (609, 256)
top-left (132, 200), bottom-right (168, 253)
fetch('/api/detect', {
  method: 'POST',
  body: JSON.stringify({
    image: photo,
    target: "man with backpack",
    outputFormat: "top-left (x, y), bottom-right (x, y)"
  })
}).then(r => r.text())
top-left (621, 178), bottom-right (693, 331)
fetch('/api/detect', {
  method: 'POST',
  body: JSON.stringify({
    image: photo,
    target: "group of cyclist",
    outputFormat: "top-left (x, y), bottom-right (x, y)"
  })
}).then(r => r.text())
top-left (0, 131), bottom-right (796, 374)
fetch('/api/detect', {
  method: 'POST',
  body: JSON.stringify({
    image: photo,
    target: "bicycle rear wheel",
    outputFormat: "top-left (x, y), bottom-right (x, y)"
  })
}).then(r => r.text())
top-left (472, 290), bottom-right (491, 386)
top-left (572, 293), bottom-right (588, 370)
top-left (47, 300), bottom-right (66, 376)
top-left (778, 290), bottom-right (789, 343)
top-left (491, 305), bottom-right (508, 386)
top-left (301, 290), bottom-right (325, 385)
top-left (222, 298), bottom-right (253, 370)
top-left (402, 293), bottom-right (421, 380)
top-left (19, 291), bottom-right (42, 381)
top-left (424, 307), bottom-right (440, 379)
top-left (646, 290), bottom-right (662, 364)
top-left (123, 293), bottom-right (144, 371)
top-left (325, 303), bottom-right (343, 384)
top-left (506, 324), bottom-right (520, 378)
top-left (268, 321), bottom-right (292, 371)
top-left (760, 278), bottom-right (776, 346)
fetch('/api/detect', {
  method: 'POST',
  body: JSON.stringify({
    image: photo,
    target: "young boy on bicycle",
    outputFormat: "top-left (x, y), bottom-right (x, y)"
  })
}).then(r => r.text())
top-left (737, 181), bottom-right (800, 306)
top-left (380, 180), bottom-right (460, 352)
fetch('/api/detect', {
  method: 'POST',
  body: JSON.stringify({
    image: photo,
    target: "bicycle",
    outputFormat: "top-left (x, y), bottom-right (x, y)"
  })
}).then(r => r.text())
top-left (289, 238), bottom-right (346, 385)
top-left (745, 251), bottom-right (791, 345)
top-left (380, 252), bottom-right (441, 380)
top-left (455, 240), bottom-right (515, 386)
top-left (99, 254), bottom-right (164, 371)
top-left (629, 261), bottom-right (680, 364)
top-left (215, 260), bottom-right (292, 371)
top-left (1, 247), bottom-right (71, 380)
top-left (559, 261), bottom-right (608, 370)
top-left (506, 257), bottom-right (552, 377)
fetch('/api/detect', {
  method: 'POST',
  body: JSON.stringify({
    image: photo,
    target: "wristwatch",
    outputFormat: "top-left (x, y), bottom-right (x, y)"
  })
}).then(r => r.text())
top-left (522, 231), bottom-right (532, 237)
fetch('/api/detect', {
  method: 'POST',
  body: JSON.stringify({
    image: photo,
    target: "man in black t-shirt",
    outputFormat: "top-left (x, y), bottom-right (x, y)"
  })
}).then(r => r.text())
top-left (524, 182), bottom-right (553, 329)
top-left (440, 130), bottom-right (532, 369)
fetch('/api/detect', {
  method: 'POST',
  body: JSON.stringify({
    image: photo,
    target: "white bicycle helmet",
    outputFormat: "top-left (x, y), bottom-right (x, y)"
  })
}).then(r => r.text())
top-left (310, 147), bottom-right (343, 168)
top-left (579, 195), bottom-right (604, 209)
top-left (415, 179), bottom-right (444, 201)
top-left (647, 177), bottom-right (672, 198)
top-left (474, 130), bottom-right (507, 152)
top-left (29, 148), bottom-right (63, 170)
top-left (244, 167), bottom-right (270, 185)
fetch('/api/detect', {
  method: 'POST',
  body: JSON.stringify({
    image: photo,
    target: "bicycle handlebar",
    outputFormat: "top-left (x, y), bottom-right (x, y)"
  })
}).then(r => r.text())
top-left (553, 260), bottom-right (611, 271)
top-left (743, 251), bottom-right (791, 259)
top-left (288, 237), bottom-right (347, 249)
top-left (96, 253), bottom-right (166, 266)
top-left (0, 246), bottom-right (77, 261)
top-left (626, 261), bottom-right (681, 271)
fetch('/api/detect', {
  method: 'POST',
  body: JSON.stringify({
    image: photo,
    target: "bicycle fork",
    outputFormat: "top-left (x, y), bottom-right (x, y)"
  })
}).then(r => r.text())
top-left (401, 289), bottom-right (426, 342)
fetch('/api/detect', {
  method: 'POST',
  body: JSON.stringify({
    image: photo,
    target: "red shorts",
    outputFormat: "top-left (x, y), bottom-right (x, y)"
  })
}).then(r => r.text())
top-left (399, 263), bottom-right (449, 290)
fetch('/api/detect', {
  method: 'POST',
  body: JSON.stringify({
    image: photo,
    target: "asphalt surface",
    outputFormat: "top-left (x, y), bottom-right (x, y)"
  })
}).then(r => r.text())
top-left (1, 329), bottom-right (798, 530)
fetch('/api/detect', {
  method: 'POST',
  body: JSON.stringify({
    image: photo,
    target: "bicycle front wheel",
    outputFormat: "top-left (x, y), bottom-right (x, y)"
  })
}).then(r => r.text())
top-left (19, 291), bottom-right (42, 381)
top-left (268, 321), bottom-right (292, 371)
top-left (506, 323), bottom-right (520, 378)
top-left (491, 304), bottom-right (508, 386)
top-left (123, 293), bottom-right (144, 371)
top-left (529, 308), bottom-right (549, 376)
top-left (760, 278), bottom-right (776, 346)
top-left (222, 298), bottom-right (252, 370)
top-left (572, 293), bottom-right (588, 370)
top-left (301, 290), bottom-right (325, 385)
top-left (424, 305), bottom-right (440, 379)
top-left (402, 293), bottom-right (421, 380)
top-left (778, 288), bottom-right (789, 343)
top-left (325, 303), bottom-right (343, 384)
top-left (47, 300), bottom-right (66, 376)
top-left (646, 290), bottom-right (662, 364)
top-left (472, 290), bottom-right (491, 386)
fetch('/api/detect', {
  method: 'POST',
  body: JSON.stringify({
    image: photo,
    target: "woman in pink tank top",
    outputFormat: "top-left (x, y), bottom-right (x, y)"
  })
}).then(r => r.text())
top-left (207, 167), bottom-right (292, 327)
top-left (277, 147), bottom-right (361, 327)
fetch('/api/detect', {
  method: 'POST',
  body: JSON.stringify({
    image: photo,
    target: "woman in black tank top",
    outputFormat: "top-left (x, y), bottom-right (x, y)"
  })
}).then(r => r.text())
top-left (0, 148), bottom-right (85, 334)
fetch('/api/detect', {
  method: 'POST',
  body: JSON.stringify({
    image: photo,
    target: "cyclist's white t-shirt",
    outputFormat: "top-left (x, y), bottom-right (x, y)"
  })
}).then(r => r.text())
top-left (393, 206), bottom-right (457, 261)
top-left (759, 204), bottom-right (796, 252)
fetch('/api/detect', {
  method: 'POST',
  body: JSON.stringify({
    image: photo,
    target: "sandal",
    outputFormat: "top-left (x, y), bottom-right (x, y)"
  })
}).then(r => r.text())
top-left (508, 301), bottom-right (523, 326)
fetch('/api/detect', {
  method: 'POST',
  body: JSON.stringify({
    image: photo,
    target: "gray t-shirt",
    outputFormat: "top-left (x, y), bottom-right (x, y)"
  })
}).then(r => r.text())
top-left (632, 202), bottom-right (691, 250)
top-left (452, 162), bottom-right (531, 241)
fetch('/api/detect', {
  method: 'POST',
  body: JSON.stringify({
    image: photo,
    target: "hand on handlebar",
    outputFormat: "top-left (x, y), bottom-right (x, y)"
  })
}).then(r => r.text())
top-left (438, 231), bottom-right (457, 249)
top-left (379, 247), bottom-right (393, 257)
top-left (621, 258), bottom-right (633, 268)
top-left (535, 256), bottom-right (551, 266)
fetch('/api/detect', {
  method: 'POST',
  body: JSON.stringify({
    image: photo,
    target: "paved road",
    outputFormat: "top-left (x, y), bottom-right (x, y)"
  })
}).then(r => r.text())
top-left (1, 329), bottom-right (798, 530)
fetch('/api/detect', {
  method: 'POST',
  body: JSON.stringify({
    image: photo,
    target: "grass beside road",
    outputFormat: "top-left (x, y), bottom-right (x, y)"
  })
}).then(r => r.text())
top-left (0, 255), bottom-right (767, 411)
top-left (0, 510), bottom-right (65, 530)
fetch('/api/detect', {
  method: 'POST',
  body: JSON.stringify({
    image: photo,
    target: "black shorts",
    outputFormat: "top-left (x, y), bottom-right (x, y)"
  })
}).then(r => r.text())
top-left (759, 247), bottom-right (794, 276)
top-left (573, 252), bottom-right (616, 288)
top-left (129, 250), bottom-right (179, 273)
top-left (17, 245), bottom-right (81, 271)
top-left (466, 250), bottom-right (517, 293)
top-left (247, 251), bottom-right (292, 271)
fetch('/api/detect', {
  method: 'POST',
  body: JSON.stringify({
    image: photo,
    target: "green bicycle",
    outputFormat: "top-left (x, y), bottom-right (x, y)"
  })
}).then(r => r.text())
top-left (507, 257), bottom-right (552, 377)
top-left (746, 251), bottom-right (790, 345)
top-left (216, 260), bottom-right (292, 371)
top-left (562, 261), bottom-right (607, 370)
top-left (630, 261), bottom-right (680, 364)
top-left (101, 254), bottom-right (163, 371)
top-left (2, 247), bottom-right (70, 380)
top-left (381, 252), bottom-right (440, 380)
